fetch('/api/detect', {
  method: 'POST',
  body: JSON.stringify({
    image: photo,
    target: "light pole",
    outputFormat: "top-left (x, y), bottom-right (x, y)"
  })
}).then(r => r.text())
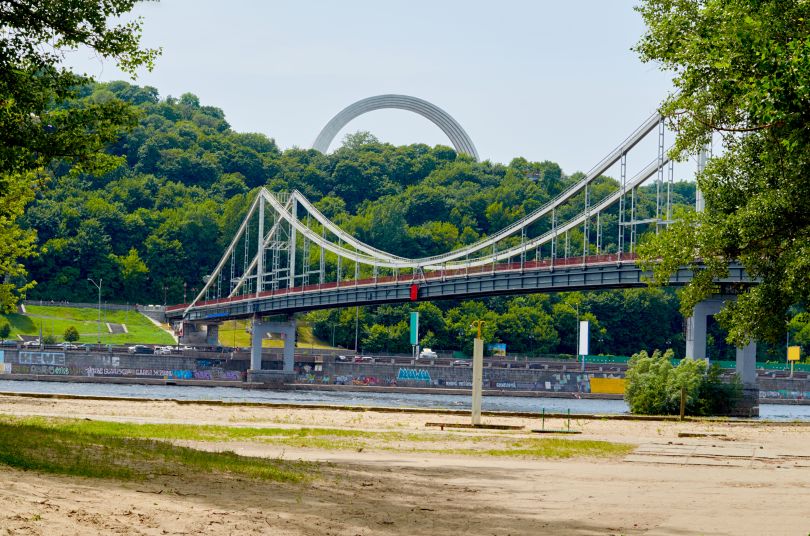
top-left (183, 282), bottom-right (187, 304)
top-left (87, 277), bottom-right (102, 346)
top-left (163, 285), bottom-right (167, 306)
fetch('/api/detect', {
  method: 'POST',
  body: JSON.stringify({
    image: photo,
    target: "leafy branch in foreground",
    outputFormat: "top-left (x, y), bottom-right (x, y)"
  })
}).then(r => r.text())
top-left (634, 0), bottom-right (810, 345)
top-left (0, 0), bottom-right (161, 312)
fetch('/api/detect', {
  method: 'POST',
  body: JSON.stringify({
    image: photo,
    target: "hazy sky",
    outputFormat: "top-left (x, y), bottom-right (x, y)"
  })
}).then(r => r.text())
top-left (67, 1), bottom-right (675, 175)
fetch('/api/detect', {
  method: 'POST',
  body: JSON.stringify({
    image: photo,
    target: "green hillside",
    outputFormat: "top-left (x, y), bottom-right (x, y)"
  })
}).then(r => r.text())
top-left (1, 305), bottom-right (175, 345)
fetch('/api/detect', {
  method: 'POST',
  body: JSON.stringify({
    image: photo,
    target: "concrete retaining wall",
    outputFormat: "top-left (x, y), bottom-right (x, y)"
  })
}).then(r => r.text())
top-left (296, 361), bottom-right (624, 394)
top-left (0, 348), bottom-right (245, 381)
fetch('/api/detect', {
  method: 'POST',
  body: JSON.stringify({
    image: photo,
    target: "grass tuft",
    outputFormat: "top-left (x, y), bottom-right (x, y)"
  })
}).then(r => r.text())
top-left (0, 418), bottom-right (310, 483)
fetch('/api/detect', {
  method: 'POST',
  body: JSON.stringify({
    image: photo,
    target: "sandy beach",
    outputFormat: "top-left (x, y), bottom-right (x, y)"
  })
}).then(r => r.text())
top-left (1, 393), bottom-right (808, 535)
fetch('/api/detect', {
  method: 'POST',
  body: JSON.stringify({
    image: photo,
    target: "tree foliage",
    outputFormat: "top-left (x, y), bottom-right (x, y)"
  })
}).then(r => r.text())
top-left (0, 0), bottom-right (159, 312)
top-left (635, 0), bottom-right (810, 345)
top-left (0, 318), bottom-right (10, 339)
top-left (624, 349), bottom-right (741, 416)
top-left (63, 325), bottom-right (79, 342)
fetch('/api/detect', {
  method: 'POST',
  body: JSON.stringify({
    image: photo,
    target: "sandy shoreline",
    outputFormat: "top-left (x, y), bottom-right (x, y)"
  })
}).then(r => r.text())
top-left (1, 394), bottom-right (809, 535)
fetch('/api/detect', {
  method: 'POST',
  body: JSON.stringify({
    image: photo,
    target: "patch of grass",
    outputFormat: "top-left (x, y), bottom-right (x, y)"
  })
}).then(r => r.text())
top-left (0, 418), bottom-right (310, 482)
top-left (217, 319), bottom-right (338, 349)
top-left (484, 438), bottom-right (633, 458)
top-left (408, 438), bottom-right (633, 459)
top-left (1, 305), bottom-right (174, 344)
top-left (0, 416), bottom-right (632, 460)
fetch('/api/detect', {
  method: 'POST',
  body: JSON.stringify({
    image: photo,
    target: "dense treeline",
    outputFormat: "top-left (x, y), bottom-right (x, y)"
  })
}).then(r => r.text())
top-left (21, 81), bottom-right (798, 358)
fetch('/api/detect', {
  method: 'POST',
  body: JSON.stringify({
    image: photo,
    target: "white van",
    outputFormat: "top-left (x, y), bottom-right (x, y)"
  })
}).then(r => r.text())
top-left (418, 348), bottom-right (437, 359)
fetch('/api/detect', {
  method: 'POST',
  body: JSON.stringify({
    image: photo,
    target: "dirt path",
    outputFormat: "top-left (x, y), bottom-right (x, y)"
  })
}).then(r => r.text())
top-left (1, 394), bottom-right (808, 535)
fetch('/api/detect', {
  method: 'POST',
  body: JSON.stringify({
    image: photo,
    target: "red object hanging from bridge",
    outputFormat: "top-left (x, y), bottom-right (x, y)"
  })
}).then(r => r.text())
top-left (409, 284), bottom-right (419, 301)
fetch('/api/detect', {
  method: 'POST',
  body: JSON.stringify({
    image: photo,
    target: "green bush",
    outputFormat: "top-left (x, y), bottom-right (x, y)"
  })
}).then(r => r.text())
top-left (624, 349), bottom-right (741, 416)
top-left (0, 318), bottom-right (10, 339)
top-left (63, 326), bottom-right (80, 342)
top-left (42, 334), bottom-right (57, 345)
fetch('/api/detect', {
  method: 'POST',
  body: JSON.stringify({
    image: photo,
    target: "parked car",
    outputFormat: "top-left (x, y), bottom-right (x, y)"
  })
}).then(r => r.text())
top-left (22, 339), bottom-right (40, 347)
top-left (0, 340), bottom-right (18, 347)
top-left (353, 355), bottom-right (374, 363)
top-left (451, 359), bottom-right (471, 367)
top-left (55, 342), bottom-right (78, 350)
top-left (127, 344), bottom-right (154, 355)
top-left (154, 346), bottom-right (173, 355)
top-left (418, 348), bottom-right (438, 359)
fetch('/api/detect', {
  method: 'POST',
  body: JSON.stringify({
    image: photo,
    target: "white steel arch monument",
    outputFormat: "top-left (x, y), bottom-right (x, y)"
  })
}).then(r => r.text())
top-left (312, 94), bottom-right (479, 161)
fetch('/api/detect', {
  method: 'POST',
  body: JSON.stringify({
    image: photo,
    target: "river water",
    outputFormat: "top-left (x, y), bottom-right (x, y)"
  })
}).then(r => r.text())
top-left (1, 380), bottom-right (808, 421)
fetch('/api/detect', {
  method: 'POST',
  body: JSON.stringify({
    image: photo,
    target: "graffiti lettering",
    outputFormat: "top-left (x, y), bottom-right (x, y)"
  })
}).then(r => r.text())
top-left (19, 352), bottom-right (65, 365)
top-left (397, 368), bottom-right (431, 382)
top-left (444, 380), bottom-right (473, 388)
top-left (29, 365), bottom-right (70, 375)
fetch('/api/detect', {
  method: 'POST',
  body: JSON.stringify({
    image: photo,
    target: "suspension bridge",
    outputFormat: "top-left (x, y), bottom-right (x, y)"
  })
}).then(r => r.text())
top-left (164, 107), bottom-right (756, 406)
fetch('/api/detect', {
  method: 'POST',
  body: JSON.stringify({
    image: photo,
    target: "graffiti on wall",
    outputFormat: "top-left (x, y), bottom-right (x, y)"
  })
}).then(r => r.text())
top-left (397, 368), bottom-right (431, 382)
top-left (298, 374), bottom-right (332, 384)
top-left (760, 389), bottom-right (810, 400)
top-left (19, 352), bottom-right (65, 365)
top-left (29, 365), bottom-right (70, 375)
top-left (192, 369), bottom-right (243, 381)
top-left (85, 367), bottom-right (176, 377)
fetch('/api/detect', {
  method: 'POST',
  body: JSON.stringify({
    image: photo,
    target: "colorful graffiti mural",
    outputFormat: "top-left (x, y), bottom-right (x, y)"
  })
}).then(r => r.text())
top-left (397, 368), bottom-right (431, 382)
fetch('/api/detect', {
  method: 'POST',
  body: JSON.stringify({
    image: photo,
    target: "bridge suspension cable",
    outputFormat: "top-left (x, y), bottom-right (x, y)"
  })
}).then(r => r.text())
top-left (177, 108), bottom-right (680, 319)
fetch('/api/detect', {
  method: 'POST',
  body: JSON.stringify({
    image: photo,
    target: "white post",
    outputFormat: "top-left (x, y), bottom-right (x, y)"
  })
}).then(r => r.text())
top-left (472, 337), bottom-right (484, 425)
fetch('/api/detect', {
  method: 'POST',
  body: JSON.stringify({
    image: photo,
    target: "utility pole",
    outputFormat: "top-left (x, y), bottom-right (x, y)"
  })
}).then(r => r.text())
top-left (87, 278), bottom-right (102, 346)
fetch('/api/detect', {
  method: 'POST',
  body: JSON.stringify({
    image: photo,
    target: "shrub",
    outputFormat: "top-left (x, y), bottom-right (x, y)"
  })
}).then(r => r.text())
top-left (42, 334), bottom-right (57, 345)
top-left (624, 349), bottom-right (741, 416)
top-left (63, 326), bottom-right (80, 342)
top-left (0, 318), bottom-right (10, 339)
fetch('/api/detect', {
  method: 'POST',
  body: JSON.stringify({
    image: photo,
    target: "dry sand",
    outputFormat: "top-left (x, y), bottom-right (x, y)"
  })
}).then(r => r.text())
top-left (0, 394), bottom-right (809, 535)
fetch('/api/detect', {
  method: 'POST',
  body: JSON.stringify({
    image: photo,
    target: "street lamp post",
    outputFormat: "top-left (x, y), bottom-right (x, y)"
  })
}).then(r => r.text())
top-left (183, 282), bottom-right (187, 304)
top-left (87, 277), bottom-right (102, 345)
top-left (163, 285), bottom-right (167, 306)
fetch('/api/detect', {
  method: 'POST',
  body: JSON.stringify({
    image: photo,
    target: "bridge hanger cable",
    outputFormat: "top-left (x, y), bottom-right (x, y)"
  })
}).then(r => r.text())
top-left (182, 191), bottom-right (263, 317)
top-left (227, 197), bottom-right (294, 298)
top-left (258, 151), bottom-right (670, 273)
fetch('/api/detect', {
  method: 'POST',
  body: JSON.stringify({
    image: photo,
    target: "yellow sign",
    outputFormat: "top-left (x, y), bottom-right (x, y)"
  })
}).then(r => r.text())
top-left (787, 346), bottom-right (801, 362)
top-left (590, 377), bottom-right (626, 395)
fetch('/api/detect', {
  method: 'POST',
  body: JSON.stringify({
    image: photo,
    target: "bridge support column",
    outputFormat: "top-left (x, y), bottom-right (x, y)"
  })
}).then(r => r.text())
top-left (685, 298), bottom-right (724, 361)
top-left (248, 315), bottom-right (296, 385)
top-left (178, 322), bottom-right (221, 346)
top-left (685, 296), bottom-right (758, 416)
top-left (734, 341), bottom-right (759, 417)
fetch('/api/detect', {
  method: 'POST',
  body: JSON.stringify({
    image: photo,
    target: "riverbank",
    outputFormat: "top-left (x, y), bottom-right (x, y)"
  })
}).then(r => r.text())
top-left (0, 394), bottom-right (808, 535)
top-left (2, 373), bottom-right (809, 405)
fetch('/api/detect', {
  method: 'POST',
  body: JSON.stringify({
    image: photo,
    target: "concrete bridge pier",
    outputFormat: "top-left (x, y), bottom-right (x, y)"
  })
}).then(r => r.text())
top-left (178, 321), bottom-right (220, 346)
top-left (685, 296), bottom-right (759, 416)
top-left (248, 315), bottom-right (296, 385)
